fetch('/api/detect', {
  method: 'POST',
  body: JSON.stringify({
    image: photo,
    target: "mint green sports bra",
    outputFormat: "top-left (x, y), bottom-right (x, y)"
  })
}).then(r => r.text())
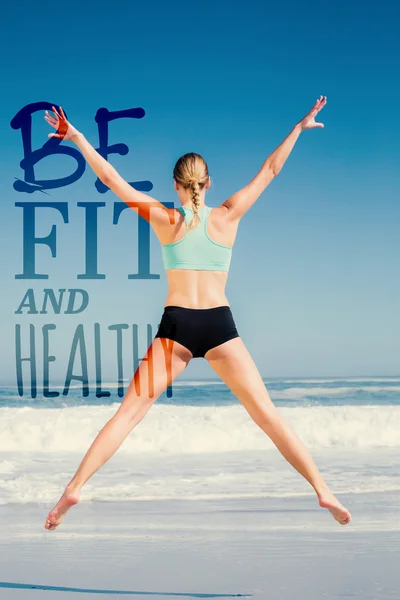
top-left (161, 205), bottom-right (232, 272)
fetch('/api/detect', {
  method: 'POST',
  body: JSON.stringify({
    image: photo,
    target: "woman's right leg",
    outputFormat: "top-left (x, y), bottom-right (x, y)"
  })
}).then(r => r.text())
top-left (44, 337), bottom-right (192, 530)
top-left (205, 337), bottom-right (352, 525)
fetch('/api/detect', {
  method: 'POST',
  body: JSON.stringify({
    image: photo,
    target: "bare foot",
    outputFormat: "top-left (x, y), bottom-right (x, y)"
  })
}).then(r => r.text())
top-left (317, 487), bottom-right (351, 525)
top-left (44, 487), bottom-right (80, 530)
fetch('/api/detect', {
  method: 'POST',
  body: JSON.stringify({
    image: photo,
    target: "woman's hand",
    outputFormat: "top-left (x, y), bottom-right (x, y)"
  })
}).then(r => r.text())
top-left (44, 106), bottom-right (80, 141)
top-left (298, 96), bottom-right (327, 131)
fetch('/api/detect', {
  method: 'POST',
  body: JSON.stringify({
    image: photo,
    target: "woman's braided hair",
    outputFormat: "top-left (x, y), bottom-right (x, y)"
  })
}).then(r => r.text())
top-left (173, 153), bottom-right (210, 230)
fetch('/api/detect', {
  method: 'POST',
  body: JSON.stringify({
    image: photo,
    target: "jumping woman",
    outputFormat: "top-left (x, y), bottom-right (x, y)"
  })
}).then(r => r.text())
top-left (44, 96), bottom-right (351, 530)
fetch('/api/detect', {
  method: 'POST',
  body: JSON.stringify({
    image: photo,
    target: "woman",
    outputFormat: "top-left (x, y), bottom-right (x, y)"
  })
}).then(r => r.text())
top-left (44, 96), bottom-right (351, 530)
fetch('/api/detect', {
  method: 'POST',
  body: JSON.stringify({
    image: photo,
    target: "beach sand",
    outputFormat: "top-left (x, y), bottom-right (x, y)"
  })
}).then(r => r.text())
top-left (0, 475), bottom-right (399, 600)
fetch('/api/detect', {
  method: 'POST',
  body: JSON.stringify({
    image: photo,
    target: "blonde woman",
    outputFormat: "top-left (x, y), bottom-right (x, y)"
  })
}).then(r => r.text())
top-left (44, 97), bottom-right (351, 530)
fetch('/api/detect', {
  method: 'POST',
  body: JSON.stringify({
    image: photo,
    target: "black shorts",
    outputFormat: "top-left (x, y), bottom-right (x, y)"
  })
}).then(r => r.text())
top-left (155, 305), bottom-right (240, 358)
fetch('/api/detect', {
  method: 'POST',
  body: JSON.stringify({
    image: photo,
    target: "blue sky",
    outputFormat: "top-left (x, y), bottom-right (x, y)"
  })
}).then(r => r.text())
top-left (1, 0), bottom-right (399, 384)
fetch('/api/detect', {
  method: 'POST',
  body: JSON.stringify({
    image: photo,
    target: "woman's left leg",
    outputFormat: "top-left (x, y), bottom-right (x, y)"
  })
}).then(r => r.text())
top-left (44, 337), bottom-right (192, 530)
top-left (205, 337), bottom-right (351, 525)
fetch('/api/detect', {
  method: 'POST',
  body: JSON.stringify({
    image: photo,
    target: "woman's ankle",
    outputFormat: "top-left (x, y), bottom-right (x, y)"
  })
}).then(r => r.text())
top-left (65, 481), bottom-right (82, 495)
top-left (313, 481), bottom-right (330, 498)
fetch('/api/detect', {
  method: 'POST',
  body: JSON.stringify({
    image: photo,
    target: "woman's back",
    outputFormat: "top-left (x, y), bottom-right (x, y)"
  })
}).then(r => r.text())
top-left (162, 205), bottom-right (232, 271)
top-left (158, 204), bottom-right (239, 308)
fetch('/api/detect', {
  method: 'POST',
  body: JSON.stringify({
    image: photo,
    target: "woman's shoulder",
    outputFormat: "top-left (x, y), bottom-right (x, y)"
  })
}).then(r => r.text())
top-left (151, 205), bottom-right (186, 244)
top-left (151, 205), bottom-right (184, 223)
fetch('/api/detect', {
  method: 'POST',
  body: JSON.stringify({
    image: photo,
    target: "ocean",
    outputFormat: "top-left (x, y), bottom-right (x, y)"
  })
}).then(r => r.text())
top-left (1, 376), bottom-right (400, 511)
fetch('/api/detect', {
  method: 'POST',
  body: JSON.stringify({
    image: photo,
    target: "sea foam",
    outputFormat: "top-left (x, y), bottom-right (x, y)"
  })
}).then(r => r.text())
top-left (1, 404), bottom-right (399, 454)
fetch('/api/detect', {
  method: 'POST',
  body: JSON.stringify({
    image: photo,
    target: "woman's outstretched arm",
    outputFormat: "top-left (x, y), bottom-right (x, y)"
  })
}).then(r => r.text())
top-left (221, 96), bottom-right (327, 220)
top-left (44, 106), bottom-right (171, 225)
